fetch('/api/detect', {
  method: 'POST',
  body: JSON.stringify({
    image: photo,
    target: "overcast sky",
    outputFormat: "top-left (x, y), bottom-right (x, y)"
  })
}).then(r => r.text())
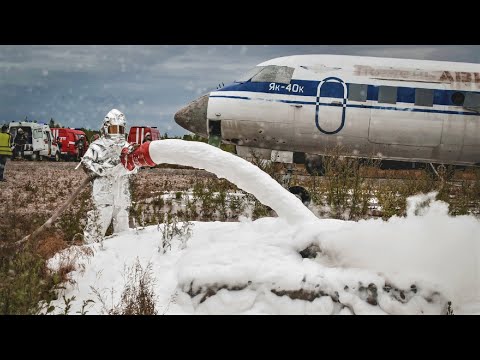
top-left (1, 45), bottom-right (480, 136)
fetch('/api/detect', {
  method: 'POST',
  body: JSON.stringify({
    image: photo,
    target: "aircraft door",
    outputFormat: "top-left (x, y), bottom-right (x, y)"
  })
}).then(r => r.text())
top-left (315, 77), bottom-right (347, 135)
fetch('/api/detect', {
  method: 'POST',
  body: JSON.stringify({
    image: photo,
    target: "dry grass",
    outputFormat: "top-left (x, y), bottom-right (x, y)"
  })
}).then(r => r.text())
top-left (35, 229), bottom-right (69, 259)
top-left (91, 258), bottom-right (158, 315)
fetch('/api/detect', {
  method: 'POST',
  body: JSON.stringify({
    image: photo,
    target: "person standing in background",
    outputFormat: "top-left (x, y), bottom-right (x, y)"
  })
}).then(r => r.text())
top-left (0, 124), bottom-right (13, 181)
top-left (143, 132), bottom-right (152, 143)
top-left (12, 128), bottom-right (27, 160)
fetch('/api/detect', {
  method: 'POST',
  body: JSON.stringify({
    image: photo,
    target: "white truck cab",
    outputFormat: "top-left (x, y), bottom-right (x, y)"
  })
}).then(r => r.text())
top-left (9, 121), bottom-right (60, 161)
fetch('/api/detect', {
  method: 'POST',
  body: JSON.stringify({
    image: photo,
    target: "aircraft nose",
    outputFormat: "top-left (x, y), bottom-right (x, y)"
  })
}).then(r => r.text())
top-left (174, 93), bottom-right (209, 138)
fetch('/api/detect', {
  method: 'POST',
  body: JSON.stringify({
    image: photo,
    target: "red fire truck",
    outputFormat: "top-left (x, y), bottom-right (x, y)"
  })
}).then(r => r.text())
top-left (128, 126), bottom-right (160, 145)
top-left (51, 128), bottom-right (89, 161)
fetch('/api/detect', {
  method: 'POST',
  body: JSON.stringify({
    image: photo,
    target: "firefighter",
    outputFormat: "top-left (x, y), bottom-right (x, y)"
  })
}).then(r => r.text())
top-left (143, 132), bottom-right (152, 143)
top-left (0, 124), bottom-right (13, 182)
top-left (12, 128), bottom-right (27, 160)
top-left (81, 109), bottom-right (138, 243)
top-left (75, 135), bottom-right (86, 159)
top-left (56, 136), bottom-right (62, 153)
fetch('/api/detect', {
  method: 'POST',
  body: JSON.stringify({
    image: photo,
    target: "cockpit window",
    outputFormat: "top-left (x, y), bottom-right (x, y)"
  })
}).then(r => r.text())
top-left (235, 67), bottom-right (265, 83)
top-left (251, 65), bottom-right (294, 84)
top-left (235, 65), bottom-right (295, 84)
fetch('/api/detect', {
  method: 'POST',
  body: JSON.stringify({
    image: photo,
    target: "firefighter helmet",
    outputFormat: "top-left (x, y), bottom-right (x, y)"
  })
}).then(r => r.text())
top-left (102, 109), bottom-right (126, 139)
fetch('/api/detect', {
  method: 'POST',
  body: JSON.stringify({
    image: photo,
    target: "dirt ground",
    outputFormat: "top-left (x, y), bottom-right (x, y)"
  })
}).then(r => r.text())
top-left (0, 160), bottom-right (217, 204)
top-left (0, 160), bottom-right (220, 244)
top-left (1, 158), bottom-right (478, 246)
top-left (0, 159), bottom-right (476, 219)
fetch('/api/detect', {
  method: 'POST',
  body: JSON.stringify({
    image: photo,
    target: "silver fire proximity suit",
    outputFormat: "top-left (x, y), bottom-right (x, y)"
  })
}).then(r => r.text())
top-left (81, 109), bottom-right (137, 243)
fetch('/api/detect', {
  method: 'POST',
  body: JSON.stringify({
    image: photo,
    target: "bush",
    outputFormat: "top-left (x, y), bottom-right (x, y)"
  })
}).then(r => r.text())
top-left (93, 258), bottom-right (158, 315)
top-left (0, 245), bottom-right (62, 314)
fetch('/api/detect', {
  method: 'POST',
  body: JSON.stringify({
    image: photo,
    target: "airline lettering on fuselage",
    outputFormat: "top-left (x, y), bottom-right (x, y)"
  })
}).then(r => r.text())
top-left (354, 65), bottom-right (480, 84)
top-left (269, 83), bottom-right (304, 93)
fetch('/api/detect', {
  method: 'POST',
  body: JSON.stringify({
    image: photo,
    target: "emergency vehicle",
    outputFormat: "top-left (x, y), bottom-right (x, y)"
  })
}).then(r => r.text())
top-left (51, 128), bottom-right (89, 161)
top-left (9, 121), bottom-right (60, 161)
top-left (128, 126), bottom-right (160, 145)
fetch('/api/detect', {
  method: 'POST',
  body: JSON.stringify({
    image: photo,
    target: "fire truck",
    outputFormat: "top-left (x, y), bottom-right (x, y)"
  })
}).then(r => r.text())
top-left (51, 128), bottom-right (89, 161)
top-left (128, 126), bottom-right (160, 145)
top-left (9, 121), bottom-right (60, 161)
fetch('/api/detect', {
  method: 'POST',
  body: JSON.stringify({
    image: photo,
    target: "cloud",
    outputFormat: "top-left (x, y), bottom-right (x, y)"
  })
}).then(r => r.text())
top-left (196, 87), bottom-right (209, 95)
top-left (1, 45), bottom-right (480, 135)
top-left (184, 81), bottom-right (195, 91)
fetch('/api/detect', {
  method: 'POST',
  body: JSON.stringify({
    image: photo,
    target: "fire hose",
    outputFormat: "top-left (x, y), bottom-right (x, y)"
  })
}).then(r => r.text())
top-left (121, 140), bottom-right (317, 223)
top-left (2, 139), bottom-right (316, 250)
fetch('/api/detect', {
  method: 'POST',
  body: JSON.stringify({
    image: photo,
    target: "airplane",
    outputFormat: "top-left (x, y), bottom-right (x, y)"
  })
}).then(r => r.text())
top-left (174, 54), bottom-right (480, 186)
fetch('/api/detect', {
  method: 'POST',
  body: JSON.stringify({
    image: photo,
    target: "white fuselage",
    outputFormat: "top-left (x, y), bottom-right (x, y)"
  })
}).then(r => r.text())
top-left (202, 55), bottom-right (480, 166)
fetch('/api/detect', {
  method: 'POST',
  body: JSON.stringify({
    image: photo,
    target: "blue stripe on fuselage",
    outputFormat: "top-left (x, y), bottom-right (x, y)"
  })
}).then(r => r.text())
top-left (219, 80), bottom-right (480, 108)
top-left (209, 94), bottom-right (480, 116)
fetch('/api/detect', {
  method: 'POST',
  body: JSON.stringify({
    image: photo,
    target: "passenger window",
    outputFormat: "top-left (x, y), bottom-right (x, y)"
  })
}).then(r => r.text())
top-left (378, 86), bottom-right (397, 104)
top-left (463, 92), bottom-right (480, 111)
top-left (451, 92), bottom-right (465, 106)
top-left (415, 88), bottom-right (434, 107)
top-left (348, 84), bottom-right (368, 102)
top-left (251, 65), bottom-right (295, 84)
